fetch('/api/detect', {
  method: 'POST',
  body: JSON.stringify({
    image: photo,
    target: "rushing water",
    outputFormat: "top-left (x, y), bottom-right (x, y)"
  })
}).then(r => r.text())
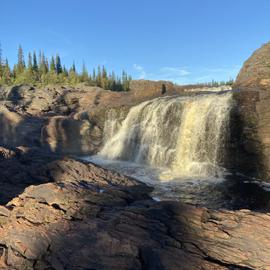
top-left (82, 90), bottom-right (270, 210)
top-left (100, 92), bottom-right (233, 178)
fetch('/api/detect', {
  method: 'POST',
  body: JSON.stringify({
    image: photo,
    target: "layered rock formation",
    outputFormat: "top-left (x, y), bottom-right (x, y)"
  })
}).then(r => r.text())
top-left (0, 82), bottom-right (228, 155)
top-left (234, 42), bottom-right (270, 180)
top-left (0, 147), bottom-right (268, 270)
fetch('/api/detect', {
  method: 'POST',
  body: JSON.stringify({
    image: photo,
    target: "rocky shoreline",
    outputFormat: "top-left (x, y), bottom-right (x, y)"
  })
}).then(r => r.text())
top-left (0, 146), bottom-right (268, 269)
top-left (1, 43), bottom-right (270, 269)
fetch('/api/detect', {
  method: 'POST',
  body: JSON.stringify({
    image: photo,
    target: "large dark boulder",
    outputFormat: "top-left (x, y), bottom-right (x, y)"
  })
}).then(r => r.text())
top-left (234, 42), bottom-right (270, 180)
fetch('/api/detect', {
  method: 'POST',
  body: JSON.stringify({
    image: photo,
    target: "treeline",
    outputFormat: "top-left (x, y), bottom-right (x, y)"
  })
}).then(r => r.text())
top-left (198, 79), bottom-right (234, 87)
top-left (0, 45), bottom-right (132, 91)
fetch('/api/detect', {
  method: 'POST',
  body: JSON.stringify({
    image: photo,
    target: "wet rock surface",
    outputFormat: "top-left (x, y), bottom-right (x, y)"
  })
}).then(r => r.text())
top-left (0, 147), bottom-right (268, 269)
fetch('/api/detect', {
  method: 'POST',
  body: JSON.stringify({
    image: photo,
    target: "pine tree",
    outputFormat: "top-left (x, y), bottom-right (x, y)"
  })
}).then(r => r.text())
top-left (63, 65), bottom-right (68, 77)
top-left (39, 52), bottom-right (48, 75)
top-left (55, 54), bottom-right (62, 74)
top-left (45, 58), bottom-right (49, 72)
top-left (33, 51), bottom-right (38, 72)
top-left (0, 43), bottom-right (3, 79)
top-left (27, 53), bottom-right (33, 71)
top-left (71, 62), bottom-right (76, 73)
top-left (101, 66), bottom-right (108, 89)
top-left (96, 65), bottom-right (102, 87)
top-left (50, 56), bottom-right (56, 73)
top-left (2, 59), bottom-right (12, 84)
top-left (81, 61), bottom-right (89, 82)
top-left (17, 45), bottom-right (25, 74)
top-left (0, 43), bottom-right (2, 66)
top-left (92, 68), bottom-right (96, 81)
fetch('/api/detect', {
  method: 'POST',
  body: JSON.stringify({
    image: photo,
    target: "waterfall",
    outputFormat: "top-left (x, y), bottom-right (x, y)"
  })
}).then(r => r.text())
top-left (99, 92), bottom-right (233, 178)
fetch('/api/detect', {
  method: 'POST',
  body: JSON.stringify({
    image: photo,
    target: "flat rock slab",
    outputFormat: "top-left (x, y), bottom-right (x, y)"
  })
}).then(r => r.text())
top-left (0, 154), bottom-right (268, 269)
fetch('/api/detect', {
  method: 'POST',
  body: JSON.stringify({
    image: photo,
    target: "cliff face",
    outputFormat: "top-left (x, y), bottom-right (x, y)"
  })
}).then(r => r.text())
top-left (234, 42), bottom-right (270, 180)
top-left (0, 82), bottom-right (221, 155)
top-left (0, 85), bottom-right (127, 154)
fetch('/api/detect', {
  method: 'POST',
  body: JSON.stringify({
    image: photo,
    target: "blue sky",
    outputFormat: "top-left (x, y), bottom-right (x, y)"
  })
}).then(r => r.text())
top-left (1, 0), bottom-right (270, 84)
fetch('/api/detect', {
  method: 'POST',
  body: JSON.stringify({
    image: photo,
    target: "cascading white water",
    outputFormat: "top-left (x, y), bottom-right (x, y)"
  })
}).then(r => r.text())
top-left (99, 92), bottom-right (233, 179)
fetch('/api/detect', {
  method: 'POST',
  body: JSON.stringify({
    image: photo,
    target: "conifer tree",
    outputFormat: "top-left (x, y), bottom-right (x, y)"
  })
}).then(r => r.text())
top-left (92, 68), bottom-right (96, 81)
top-left (27, 53), bottom-right (33, 71)
top-left (33, 51), bottom-right (38, 72)
top-left (0, 43), bottom-right (2, 66)
top-left (1, 59), bottom-right (11, 84)
top-left (0, 43), bottom-right (3, 78)
top-left (81, 61), bottom-right (89, 82)
top-left (71, 62), bottom-right (76, 73)
top-left (55, 54), bottom-right (62, 74)
top-left (45, 58), bottom-right (49, 72)
top-left (63, 66), bottom-right (68, 77)
top-left (17, 45), bottom-right (25, 74)
top-left (50, 56), bottom-right (56, 73)
top-left (39, 52), bottom-right (48, 75)
top-left (97, 65), bottom-right (102, 87)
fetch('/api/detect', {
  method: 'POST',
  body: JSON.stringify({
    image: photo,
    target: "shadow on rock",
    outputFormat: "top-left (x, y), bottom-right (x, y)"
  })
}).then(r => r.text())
top-left (0, 154), bottom-right (265, 269)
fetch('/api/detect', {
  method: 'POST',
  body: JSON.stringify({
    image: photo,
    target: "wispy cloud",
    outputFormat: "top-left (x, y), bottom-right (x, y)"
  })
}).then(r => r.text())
top-left (194, 65), bottom-right (241, 83)
top-left (160, 67), bottom-right (190, 77)
top-left (133, 64), bottom-right (146, 79)
top-left (132, 64), bottom-right (241, 84)
top-left (133, 65), bottom-right (191, 83)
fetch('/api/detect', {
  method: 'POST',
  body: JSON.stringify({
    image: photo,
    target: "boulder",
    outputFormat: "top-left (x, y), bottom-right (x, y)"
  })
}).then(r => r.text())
top-left (234, 42), bottom-right (270, 180)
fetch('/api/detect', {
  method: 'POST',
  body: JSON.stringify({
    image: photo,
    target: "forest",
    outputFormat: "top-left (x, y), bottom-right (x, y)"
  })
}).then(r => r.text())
top-left (0, 45), bottom-right (132, 91)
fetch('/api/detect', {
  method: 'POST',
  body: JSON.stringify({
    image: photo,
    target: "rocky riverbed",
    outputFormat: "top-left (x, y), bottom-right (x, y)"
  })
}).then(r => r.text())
top-left (0, 146), bottom-right (269, 270)
top-left (1, 43), bottom-right (270, 269)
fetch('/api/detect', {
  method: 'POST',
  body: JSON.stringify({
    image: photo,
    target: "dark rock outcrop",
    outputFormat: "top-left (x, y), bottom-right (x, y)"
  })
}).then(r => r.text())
top-left (0, 149), bottom-right (268, 269)
top-left (234, 42), bottom-right (270, 180)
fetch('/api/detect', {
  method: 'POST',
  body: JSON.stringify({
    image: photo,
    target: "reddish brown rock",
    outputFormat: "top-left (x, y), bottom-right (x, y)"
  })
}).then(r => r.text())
top-left (234, 42), bottom-right (270, 180)
top-left (0, 82), bottom-right (229, 155)
top-left (0, 149), bottom-right (267, 269)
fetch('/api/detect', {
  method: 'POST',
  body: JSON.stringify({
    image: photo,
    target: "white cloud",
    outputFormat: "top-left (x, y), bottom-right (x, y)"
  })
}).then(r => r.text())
top-left (160, 67), bottom-right (191, 77)
top-left (132, 65), bottom-right (191, 83)
top-left (133, 64), bottom-right (146, 79)
top-left (132, 64), bottom-right (241, 85)
top-left (194, 65), bottom-right (241, 83)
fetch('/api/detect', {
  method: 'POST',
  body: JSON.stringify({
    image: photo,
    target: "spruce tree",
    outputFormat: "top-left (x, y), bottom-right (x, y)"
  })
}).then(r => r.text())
top-left (17, 45), bottom-right (25, 74)
top-left (0, 43), bottom-right (2, 66)
top-left (63, 66), bottom-right (68, 77)
top-left (71, 62), bottom-right (76, 73)
top-left (92, 68), bottom-right (96, 81)
top-left (45, 58), bottom-right (49, 72)
top-left (0, 43), bottom-right (3, 78)
top-left (39, 52), bottom-right (48, 75)
top-left (81, 61), bottom-right (89, 82)
top-left (33, 51), bottom-right (38, 72)
top-left (50, 56), bottom-right (56, 73)
top-left (55, 54), bottom-right (62, 74)
top-left (1, 59), bottom-right (11, 84)
top-left (97, 65), bottom-right (101, 87)
top-left (27, 53), bottom-right (33, 71)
